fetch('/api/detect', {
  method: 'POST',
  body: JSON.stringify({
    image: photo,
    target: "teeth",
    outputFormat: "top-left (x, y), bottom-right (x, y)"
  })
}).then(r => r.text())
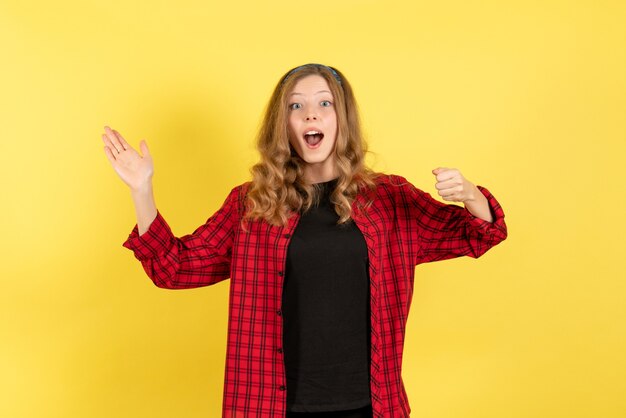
top-left (305, 130), bottom-right (321, 135)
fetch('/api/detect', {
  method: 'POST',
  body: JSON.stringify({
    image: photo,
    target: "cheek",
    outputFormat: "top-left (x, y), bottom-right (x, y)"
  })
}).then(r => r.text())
top-left (287, 116), bottom-right (298, 137)
top-left (329, 114), bottom-right (338, 139)
top-left (286, 126), bottom-right (300, 151)
top-left (329, 111), bottom-right (338, 130)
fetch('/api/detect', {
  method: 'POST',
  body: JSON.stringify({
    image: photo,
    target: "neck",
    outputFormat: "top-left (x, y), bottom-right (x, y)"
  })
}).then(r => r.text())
top-left (302, 164), bottom-right (338, 184)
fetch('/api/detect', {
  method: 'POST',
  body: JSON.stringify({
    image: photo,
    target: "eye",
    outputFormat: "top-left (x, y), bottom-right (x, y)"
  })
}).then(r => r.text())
top-left (289, 103), bottom-right (302, 110)
top-left (320, 100), bottom-right (332, 107)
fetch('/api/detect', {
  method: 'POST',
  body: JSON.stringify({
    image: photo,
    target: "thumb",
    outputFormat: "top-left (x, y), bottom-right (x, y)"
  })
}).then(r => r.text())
top-left (139, 139), bottom-right (150, 158)
top-left (432, 167), bottom-right (447, 175)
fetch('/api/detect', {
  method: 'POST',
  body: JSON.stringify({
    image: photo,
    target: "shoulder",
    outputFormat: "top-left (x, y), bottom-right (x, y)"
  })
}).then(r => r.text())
top-left (353, 173), bottom-right (422, 211)
top-left (367, 173), bottom-right (437, 212)
top-left (369, 173), bottom-right (419, 195)
top-left (373, 173), bottom-right (410, 186)
top-left (215, 181), bottom-right (252, 219)
top-left (230, 181), bottom-right (252, 197)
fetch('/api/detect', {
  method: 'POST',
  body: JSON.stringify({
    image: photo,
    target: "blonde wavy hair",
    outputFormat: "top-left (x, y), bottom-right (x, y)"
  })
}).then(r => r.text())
top-left (245, 64), bottom-right (379, 226)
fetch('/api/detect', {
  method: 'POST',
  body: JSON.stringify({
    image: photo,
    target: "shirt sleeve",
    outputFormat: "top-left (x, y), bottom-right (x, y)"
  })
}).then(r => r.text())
top-left (391, 175), bottom-right (507, 265)
top-left (121, 185), bottom-right (243, 289)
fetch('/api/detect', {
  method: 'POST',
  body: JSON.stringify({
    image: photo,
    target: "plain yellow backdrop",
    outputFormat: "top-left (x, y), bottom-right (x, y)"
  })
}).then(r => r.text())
top-left (1, 1), bottom-right (624, 417)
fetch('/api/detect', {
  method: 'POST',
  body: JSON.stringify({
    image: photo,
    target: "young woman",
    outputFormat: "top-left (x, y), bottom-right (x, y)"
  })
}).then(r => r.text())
top-left (102, 63), bottom-right (507, 418)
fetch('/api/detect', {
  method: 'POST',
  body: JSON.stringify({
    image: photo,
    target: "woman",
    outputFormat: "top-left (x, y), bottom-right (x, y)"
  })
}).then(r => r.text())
top-left (102, 63), bottom-right (507, 418)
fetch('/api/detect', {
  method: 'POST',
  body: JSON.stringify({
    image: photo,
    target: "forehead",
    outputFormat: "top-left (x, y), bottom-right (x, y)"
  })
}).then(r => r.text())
top-left (289, 74), bottom-right (332, 95)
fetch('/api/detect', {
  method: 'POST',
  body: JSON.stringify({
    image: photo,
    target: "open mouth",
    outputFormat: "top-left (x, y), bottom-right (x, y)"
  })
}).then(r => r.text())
top-left (304, 130), bottom-right (324, 147)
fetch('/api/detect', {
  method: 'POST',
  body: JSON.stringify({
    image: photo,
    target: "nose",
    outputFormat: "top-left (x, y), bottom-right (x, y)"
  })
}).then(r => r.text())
top-left (305, 110), bottom-right (318, 121)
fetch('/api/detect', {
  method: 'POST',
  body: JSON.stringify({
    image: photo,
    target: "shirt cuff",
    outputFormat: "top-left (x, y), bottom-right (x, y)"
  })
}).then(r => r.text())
top-left (122, 210), bottom-right (174, 261)
top-left (463, 185), bottom-right (507, 236)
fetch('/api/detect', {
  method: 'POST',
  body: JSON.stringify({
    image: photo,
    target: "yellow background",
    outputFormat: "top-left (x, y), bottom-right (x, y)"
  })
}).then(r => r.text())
top-left (1, 0), bottom-right (624, 417)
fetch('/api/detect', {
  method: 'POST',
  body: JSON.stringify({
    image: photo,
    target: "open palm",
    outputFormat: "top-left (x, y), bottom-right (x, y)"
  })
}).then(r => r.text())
top-left (102, 126), bottom-right (154, 191)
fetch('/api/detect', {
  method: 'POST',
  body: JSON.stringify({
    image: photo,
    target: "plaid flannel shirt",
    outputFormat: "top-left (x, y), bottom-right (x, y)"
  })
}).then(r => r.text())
top-left (123, 174), bottom-right (508, 418)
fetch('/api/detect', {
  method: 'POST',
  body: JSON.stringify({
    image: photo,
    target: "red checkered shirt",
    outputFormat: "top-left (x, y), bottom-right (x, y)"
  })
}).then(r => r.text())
top-left (123, 174), bottom-right (507, 418)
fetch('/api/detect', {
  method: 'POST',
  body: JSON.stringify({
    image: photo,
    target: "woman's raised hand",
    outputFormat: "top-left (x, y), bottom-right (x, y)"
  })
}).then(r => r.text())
top-left (432, 167), bottom-right (493, 222)
top-left (102, 126), bottom-right (154, 191)
top-left (431, 167), bottom-right (476, 202)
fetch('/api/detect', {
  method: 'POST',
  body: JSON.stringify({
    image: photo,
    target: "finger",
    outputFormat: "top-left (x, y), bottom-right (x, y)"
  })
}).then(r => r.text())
top-left (435, 168), bottom-right (459, 182)
top-left (112, 129), bottom-right (130, 150)
top-left (103, 146), bottom-right (118, 164)
top-left (441, 194), bottom-right (462, 202)
top-left (438, 185), bottom-right (462, 198)
top-left (139, 139), bottom-right (150, 158)
top-left (441, 193), bottom-right (461, 202)
top-left (102, 134), bottom-right (118, 153)
top-left (435, 178), bottom-right (462, 190)
top-left (104, 126), bottom-right (124, 153)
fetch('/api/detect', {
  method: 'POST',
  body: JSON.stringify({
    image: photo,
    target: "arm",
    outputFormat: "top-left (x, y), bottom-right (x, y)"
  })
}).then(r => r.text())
top-left (102, 126), bottom-right (158, 234)
top-left (433, 166), bottom-right (495, 222)
top-left (392, 174), bottom-right (507, 265)
top-left (122, 185), bottom-right (243, 289)
top-left (131, 184), bottom-right (158, 235)
top-left (101, 126), bottom-right (240, 289)
top-left (462, 183), bottom-right (493, 223)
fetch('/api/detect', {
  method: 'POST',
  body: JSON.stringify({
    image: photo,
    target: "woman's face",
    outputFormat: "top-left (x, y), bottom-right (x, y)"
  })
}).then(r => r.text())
top-left (287, 74), bottom-right (338, 183)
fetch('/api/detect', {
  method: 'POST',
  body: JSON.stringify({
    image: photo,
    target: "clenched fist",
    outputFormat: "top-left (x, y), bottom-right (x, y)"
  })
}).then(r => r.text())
top-left (432, 167), bottom-right (479, 203)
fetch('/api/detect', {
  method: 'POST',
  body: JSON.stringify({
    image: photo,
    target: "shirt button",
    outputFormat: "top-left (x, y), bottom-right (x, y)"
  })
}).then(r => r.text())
top-left (284, 233), bottom-right (291, 238)
top-left (279, 385), bottom-right (286, 391)
top-left (277, 310), bottom-right (282, 316)
top-left (277, 348), bottom-right (283, 353)
top-left (278, 271), bottom-right (284, 277)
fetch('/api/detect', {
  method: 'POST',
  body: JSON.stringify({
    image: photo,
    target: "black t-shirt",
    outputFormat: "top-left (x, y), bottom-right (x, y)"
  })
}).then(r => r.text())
top-left (282, 178), bottom-right (372, 412)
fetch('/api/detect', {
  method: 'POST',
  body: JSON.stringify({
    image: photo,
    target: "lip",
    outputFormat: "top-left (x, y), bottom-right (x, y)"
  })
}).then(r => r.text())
top-left (302, 127), bottom-right (323, 136)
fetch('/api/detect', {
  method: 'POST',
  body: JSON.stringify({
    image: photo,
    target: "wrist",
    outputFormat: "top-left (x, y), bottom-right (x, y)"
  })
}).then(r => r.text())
top-left (130, 182), bottom-right (153, 197)
top-left (463, 184), bottom-right (480, 203)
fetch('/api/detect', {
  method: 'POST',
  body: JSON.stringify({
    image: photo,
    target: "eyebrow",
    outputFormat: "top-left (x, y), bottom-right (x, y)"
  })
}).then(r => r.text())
top-left (289, 90), bottom-right (332, 96)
